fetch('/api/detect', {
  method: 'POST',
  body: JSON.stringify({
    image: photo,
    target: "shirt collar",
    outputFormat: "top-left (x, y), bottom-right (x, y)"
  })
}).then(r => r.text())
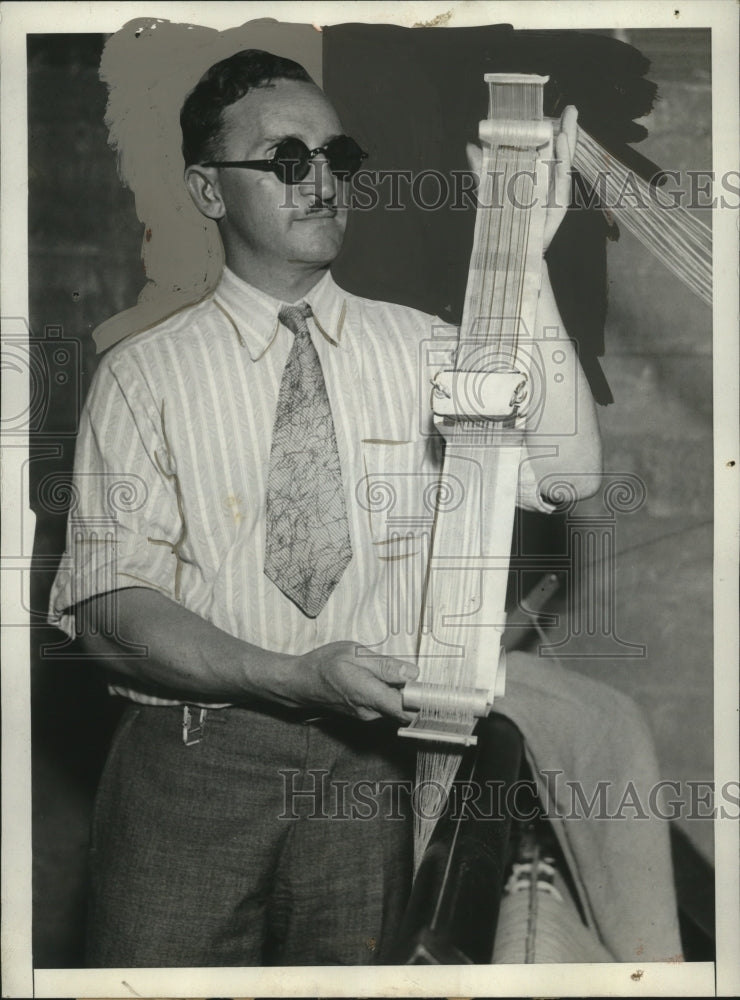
top-left (213, 267), bottom-right (347, 361)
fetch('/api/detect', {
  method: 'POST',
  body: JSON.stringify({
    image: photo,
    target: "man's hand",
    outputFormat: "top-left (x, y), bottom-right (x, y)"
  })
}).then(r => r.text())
top-left (278, 642), bottom-right (419, 724)
top-left (76, 589), bottom-right (420, 724)
top-left (542, 105), bottom-right (577, 250)
top-left (465, 105), bottom-right (578, 250)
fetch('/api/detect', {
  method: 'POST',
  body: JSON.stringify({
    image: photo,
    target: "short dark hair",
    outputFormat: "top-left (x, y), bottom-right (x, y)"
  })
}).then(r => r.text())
top-left (180, 49), bottom-right (314, 166)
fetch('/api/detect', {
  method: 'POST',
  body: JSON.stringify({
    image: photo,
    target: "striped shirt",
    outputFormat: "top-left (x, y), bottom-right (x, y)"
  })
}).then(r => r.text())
top-left (48, 267), bottom-right (551, 705)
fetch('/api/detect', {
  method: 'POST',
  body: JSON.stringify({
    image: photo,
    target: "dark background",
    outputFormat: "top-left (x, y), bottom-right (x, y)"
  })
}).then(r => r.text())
top-left (28, 26), bottom-right (714, 967)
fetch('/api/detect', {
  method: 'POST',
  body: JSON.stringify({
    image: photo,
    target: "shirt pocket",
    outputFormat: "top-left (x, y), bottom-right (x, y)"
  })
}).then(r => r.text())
top-left (355, 439), bottom-right (440, 557)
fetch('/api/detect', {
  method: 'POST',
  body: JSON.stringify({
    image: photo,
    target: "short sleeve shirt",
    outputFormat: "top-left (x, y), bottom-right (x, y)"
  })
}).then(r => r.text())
top-left (48, 268), bottom-right (550, 703)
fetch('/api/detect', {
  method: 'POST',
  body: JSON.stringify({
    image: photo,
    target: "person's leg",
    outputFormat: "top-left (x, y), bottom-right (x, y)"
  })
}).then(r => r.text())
top-left (85, 703), bottom-right (306, 967)
top-left (267, 719), bottom-right (415, 965)
top-left (497, 652), bottom-right (683, 962)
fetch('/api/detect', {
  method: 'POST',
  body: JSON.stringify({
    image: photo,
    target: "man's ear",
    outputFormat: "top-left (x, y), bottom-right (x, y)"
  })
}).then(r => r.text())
top-left (184, 165), bottom-right (226, 221)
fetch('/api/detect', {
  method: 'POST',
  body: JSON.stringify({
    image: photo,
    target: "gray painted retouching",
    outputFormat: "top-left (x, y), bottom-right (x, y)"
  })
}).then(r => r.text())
top-left (95, 17), bottom-right (322, 351)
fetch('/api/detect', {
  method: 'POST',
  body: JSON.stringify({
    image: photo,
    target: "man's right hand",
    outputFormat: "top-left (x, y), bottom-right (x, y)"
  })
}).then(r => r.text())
top-left (274, 641), bottom-right (419, 725)
top-left (76, 589), bottom-right (420, 726)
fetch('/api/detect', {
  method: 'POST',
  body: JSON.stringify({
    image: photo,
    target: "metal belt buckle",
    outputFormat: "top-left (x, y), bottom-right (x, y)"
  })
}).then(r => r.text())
top-left (182, 705), bottom-right (207, 746)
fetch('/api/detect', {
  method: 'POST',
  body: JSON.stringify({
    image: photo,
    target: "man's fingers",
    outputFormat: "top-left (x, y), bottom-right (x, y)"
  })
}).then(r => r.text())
top-left (376, 656), bottom-right (419, 684)
top-left (332, 645), bottom-right (418, 721)
top-left (560, 105), bottom-right (578, 165)
top-left (370, 662), bottom-right (418, 723)
top-left (542, 107), bottom-right (578, 249)
top-left (371, 684), bottom-right (415, 725)
top-left (554, 130), bottom-right (570, 171)
top-left (466, 141), bottom-right (482, 177)
top-left (552, 106), bottom-right (577, 208)
top-left (553, 131), bottom-right (571, 211)
top-left (350, 644), bottom-right (418, 686)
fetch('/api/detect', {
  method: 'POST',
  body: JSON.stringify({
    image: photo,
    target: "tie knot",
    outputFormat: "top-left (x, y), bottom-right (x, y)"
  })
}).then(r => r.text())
top-left (279, 301), bottom-right (313, 336)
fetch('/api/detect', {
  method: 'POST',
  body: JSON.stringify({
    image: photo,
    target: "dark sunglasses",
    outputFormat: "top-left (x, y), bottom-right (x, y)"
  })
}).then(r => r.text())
top-left (202, 134), bottom-right (368, 185)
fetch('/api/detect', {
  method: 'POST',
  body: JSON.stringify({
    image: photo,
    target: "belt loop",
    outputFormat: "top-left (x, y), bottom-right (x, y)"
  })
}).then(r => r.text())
top-left (182, 705), bottom-right (207, 746)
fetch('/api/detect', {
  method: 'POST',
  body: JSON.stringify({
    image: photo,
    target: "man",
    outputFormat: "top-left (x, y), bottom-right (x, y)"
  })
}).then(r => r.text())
top-left (50, 49), bottom-right (673, 967)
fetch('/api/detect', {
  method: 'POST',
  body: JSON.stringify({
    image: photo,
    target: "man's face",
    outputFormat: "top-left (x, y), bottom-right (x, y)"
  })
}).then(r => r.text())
top-left (213, 79), bottom-right (349, 274)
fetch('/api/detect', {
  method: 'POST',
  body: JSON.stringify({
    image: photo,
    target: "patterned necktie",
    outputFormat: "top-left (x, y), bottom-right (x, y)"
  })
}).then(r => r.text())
top-left (264, 302), bottom-right (353, 618)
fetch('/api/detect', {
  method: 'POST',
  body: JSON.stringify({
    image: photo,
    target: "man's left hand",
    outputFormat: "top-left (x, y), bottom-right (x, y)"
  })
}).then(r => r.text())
top-left (465, 104), bottom-right (578, 251)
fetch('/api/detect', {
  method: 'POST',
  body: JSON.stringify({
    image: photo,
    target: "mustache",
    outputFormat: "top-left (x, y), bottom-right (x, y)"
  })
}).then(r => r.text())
top-left (305, 197), bottom-right (338, 216)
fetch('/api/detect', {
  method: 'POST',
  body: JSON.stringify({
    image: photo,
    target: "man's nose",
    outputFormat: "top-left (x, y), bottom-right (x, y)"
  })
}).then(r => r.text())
top-left (304, 153), bottom-right (336, 201)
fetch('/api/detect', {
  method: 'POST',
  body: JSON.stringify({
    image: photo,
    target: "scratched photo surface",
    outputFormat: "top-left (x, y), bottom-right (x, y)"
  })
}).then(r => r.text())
top-left (19, 11), bottom-right (719, 992)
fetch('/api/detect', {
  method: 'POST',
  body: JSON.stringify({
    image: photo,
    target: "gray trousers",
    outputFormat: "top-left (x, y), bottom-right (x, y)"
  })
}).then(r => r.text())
top-left (85, 702), bottom-right (414, 966)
